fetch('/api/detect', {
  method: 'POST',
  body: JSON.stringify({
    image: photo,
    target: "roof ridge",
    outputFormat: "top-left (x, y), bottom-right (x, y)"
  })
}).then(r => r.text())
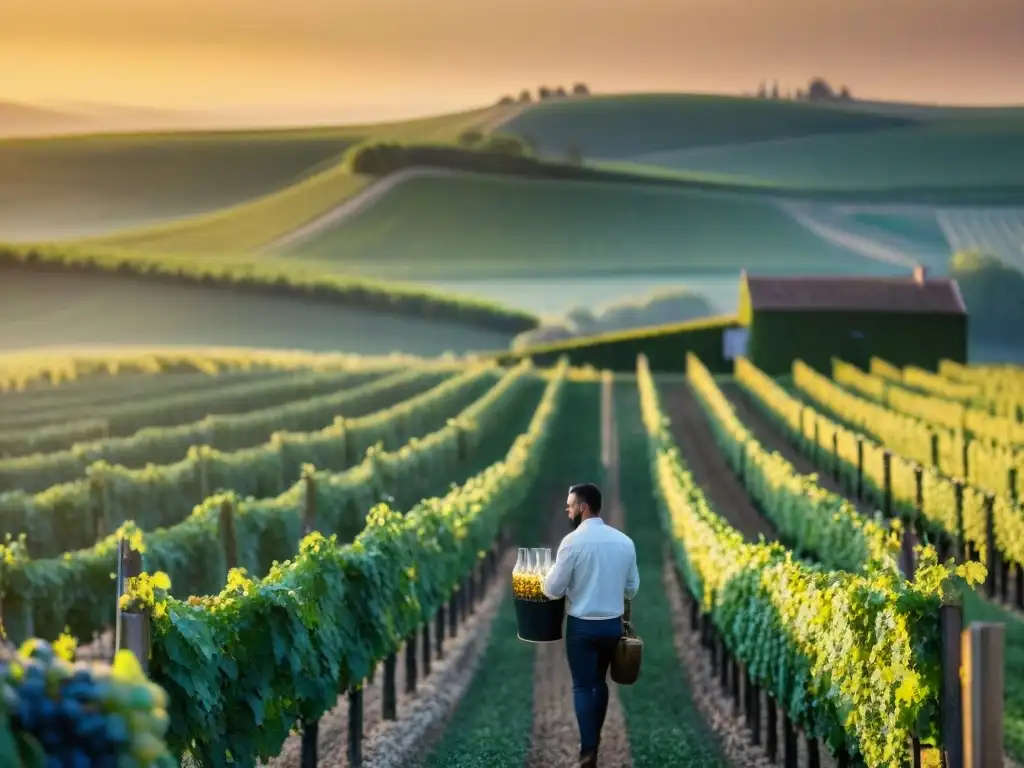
top-left (744, 272), bottom-right (966, 315)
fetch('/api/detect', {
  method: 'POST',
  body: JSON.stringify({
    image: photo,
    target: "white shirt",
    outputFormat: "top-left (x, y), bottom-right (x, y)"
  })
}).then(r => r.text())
top-left (542, 518), bottom-right (640, 620)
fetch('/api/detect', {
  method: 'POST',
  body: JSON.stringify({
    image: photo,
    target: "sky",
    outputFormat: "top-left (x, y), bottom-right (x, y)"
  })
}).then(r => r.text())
top-left (3, 0), bottom-right (1024, 122)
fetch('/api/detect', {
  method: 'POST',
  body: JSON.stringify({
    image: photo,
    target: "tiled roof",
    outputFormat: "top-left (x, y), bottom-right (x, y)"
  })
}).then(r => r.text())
top-left (744, 273), bottom-right (967, 314)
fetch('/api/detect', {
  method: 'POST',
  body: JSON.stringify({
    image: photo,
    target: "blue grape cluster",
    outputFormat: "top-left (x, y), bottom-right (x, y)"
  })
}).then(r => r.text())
top-left (1, 639), bottom-right (172, 767)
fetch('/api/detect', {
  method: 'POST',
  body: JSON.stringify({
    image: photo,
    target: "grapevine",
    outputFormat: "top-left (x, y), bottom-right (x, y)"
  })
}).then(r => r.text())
top-left (639, 354), bottom-right (983, 764)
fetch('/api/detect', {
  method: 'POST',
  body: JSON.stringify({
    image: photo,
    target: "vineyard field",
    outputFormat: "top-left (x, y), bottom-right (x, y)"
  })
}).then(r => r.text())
top-left (3, 346), bottom-right (1024, 766)
top-left (0, 107), bottom-right (504, 245)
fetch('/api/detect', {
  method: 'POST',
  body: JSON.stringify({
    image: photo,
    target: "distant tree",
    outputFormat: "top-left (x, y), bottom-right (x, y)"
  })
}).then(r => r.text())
top-left (538, 86), bottom-right (552, 100)
top-left (497, 95), bottom-right (515, 106)
top-left (565, 307), bottom-right (597, 334)
top-left (807, 77), bottom-right (835, 101)
top-left (771, 80), bottom-right (780, 99)
top-left (757, 81), bottom-right (767, 99)
top-left (518, 89), bottom-right (533, 103)
top-left (554, 86), bottom-right (567, 98)
top-left (572, 82), bottom-right (590, 96)
top-left (486, 134), bottom-right (530, 157)
top-left (458, 128), bottom-right (484, 148)
top-left (838, 84), bottom-right (852, 100)
top-left (793, 88), bottom-right (805, 100)
top-left (950, 251), bottom-right (1024, 349)
top-left (518, 133), bottom-right (539, 155)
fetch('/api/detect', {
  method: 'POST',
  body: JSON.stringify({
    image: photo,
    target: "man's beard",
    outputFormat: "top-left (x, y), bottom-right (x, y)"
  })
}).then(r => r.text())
top-left (570, 513), bottom-right (582, 531)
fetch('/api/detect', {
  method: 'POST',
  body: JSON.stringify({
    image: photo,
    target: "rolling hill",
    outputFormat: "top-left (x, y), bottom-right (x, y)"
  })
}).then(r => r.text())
top-left (0, 106), bottom-right (507, 244)
top-left (626, 114), bottom-right (1024, 189)
top-left (500, 93), bottom-right (1024, 191)
top-left (275, 171), bottom-right (908, 280)
top-left (498, 93), bottom-right (918, 159)
top-left (0, 267), bottom-right (515, 355)
top-left (3, 92), bottom-right (1021, 355)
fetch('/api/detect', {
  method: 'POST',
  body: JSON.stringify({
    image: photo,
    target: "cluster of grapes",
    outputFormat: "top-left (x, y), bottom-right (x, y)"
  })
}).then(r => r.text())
top-left (1, 640), bottom-right (172, 767)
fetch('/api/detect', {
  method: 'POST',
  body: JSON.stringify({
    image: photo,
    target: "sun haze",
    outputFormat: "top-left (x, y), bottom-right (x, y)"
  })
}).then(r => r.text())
top-left (3, 0), bottom-right (1023, 124)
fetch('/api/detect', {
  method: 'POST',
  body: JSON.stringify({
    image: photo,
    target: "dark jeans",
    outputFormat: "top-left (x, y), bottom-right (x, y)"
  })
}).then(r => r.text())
top-left (565, 615), bottom-right (623, 751)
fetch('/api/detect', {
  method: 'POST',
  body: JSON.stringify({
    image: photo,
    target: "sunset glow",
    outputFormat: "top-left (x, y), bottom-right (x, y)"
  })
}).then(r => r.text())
top-left (4, 0), bottom-right (1023, 122)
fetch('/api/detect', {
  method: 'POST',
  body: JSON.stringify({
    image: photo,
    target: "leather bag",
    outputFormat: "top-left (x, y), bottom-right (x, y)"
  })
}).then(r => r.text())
top-left (610, 599), bottom-right (642, 685)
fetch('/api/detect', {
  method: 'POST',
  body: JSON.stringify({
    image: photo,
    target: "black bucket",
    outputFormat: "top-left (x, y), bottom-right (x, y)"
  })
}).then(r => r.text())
top-left (514, 597), bottom-right (566, 643)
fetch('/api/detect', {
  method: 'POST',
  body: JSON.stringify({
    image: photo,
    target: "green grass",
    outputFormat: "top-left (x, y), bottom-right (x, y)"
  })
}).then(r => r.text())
top-left (415, 593), bottom-right (535, 767)
top-left (847, 211), bottom-right (951, 250)
top-left (0, 106), bottom-right (508, 248)
top-left (614, 378), bottom-right (726, 765)
top-left (501, 93), bottom-right (917, 159)
top-left (501, 93), bottom-right (1024, 193)
top-left (629, 115), bottom-right (1024, 189)
top-left (278, 173), bottom-right (908, 280)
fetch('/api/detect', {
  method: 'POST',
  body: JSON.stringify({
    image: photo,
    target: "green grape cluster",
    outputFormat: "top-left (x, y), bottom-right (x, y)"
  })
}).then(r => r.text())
top-left (0, 639), bottom-right (173, 767)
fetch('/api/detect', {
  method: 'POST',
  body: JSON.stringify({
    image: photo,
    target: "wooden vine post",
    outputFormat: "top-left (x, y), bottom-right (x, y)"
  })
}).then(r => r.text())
top-left (382, 653), bottom-right (397, 720)
top-left (855, 437), bottom-right (864, 500)
top-left (812, 415), bottom-right (820, 469)
top-left (405, 629), bottom-right (418, 694)
top-left (983, 494), bottom-right (996, 598)
top-left (962, 623), bottom-right (1005, 768)
top-left (214, 497), bottom-right (236, 569)
top-left (954, 479), bottom-right (966, 563)
top-left (347, 685), bottom-right (363, 767)
top-left (882, 450), bottom-right (893, 519)
top-left (940, 604), bottom-right (965, 768)
top-left (297, 466), bottom-right (322, 768)
top-left (115, 538), bottom-right (151, 675)
top-left (303, 468), bottom-right (317, 536)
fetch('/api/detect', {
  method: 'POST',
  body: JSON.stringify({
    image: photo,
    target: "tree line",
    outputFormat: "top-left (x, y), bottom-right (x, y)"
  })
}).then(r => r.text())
top-left (496, 83), bottom-right (591, 106)
top-left (753, 77), bottom-right (853, 102)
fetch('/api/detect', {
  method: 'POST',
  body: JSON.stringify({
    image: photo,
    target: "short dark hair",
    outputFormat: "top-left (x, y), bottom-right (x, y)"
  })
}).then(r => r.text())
top-left (569, 482), bottom-right (602, 514)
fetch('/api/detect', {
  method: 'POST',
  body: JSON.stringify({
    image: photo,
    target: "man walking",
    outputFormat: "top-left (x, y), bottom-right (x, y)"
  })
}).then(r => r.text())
top-left (543, 482), bottom-right (640, 767)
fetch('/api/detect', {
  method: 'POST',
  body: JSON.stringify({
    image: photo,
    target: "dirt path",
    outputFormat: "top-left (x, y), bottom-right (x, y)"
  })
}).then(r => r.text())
top-left (262, 104), bottom-right (527, 254)
top-left (775, 200), bottom-right (919, 269)
top-left (526, 378), bottom-right (633, 768)
top-left (719, 382), bottom-right (875, 518)
top-left (263, 552), bottom-right (510, 768)
top-left (260, 167), bottom-right (460, 252)
top-left (660, 381), bottom-right (776, 543)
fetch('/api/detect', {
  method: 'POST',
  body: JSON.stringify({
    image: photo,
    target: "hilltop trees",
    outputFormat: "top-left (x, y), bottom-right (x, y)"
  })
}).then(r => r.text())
top-left (495, 83), bottom-right (592, 106)
top-left (753, 77), bottom-right (853, 103)
top-left (344, 134), bottom-right (536, 176)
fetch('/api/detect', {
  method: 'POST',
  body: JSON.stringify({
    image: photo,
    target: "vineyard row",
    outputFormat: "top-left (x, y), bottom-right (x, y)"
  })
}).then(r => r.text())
top-left (0, 362), bottom-right (407, 461)
top-left (641, 354), bottom-right (982, 766)
top-left (0, 361), bottom-right (542, 649)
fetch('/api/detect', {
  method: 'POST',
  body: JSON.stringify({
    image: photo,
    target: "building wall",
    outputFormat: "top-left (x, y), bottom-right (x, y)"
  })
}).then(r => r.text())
top-left (747, 310), bottom-right (968, 376)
